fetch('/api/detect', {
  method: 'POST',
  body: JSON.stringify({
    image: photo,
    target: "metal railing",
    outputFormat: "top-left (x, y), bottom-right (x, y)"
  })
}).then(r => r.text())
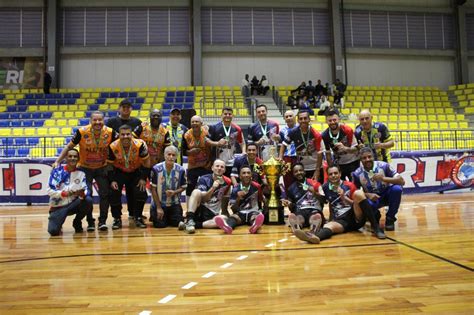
top-left (272, 87), bottom-right (285, 115)
top-left (197, 96), bottom-right (256, 123)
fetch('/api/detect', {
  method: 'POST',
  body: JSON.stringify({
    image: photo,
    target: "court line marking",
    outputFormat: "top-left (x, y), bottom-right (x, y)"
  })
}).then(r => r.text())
top-left (251, 251), bottom-right (258, 254)
top-left (158, 294), bottom-right (176, 304)
top-left (202, 271), bottom-right (216, 278)
top-left (386, 236), bottom-right (473, 273)
top-left (220, 262), bottom-right (233, 269)
top-left (265, 243), bottom-right (275, 247)
top-left (278, 238), bottom-right (288, 243)
top-left (236, 255), bottom-right (248, 260)
top-left (182, 282), bottom-right (198, 290)
top-left (139, 311), bottom-right (152, 315)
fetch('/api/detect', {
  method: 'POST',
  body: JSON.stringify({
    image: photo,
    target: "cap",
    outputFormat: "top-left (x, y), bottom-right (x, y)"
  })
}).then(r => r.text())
top-left (170, 107), bottom-right (181, 114)
top-left (119, 99), bottom-right (132, 107)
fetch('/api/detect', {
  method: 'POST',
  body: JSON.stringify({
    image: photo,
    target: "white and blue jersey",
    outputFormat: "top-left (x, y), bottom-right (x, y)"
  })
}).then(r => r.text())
top-left (279, 125), bottom-right (297, 157)
top-left (150, 162), bottom-right (187, 207)
top-left (197, 174), bottom-right (232, 214)
top-left (48, 166), bottom-right (88, 208)
top-left (352, 161), bottom-right (398, 195)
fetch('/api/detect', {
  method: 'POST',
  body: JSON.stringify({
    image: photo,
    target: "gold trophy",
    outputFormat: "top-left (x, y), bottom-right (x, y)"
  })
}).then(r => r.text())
top-left (255, 147), bottom-right (291, 225)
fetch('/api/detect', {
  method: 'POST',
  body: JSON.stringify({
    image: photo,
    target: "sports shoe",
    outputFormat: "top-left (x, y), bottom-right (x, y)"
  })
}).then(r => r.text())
top-left (185, 219), bottom-right (196, 234)
top-left (249, 213), bottom-right (264, 234)
top-left (178, 221), bottom-right (186, 230)
top-left (385, 218), bottom-right (395, 231)
top-left (215, 216), bottom-right (233, 234)
top-left (112, 218), bottom-right (122, 230)
top-left (98, 222), bottom-right (108, 231)
top-left (73, 220), bottom-right (83, 233)
top-left (309, 213), bottom-right (322, 234)
top-left (135, 218), bottom-right (147, 228)
top-left (86, 221), bottom-right (95, 232)
top-left (374, 228), bottom-right (386, 239)
top-left (288, 213), bottom-right (301, 234)
top-left (294, 229), bottom-right (320, 244)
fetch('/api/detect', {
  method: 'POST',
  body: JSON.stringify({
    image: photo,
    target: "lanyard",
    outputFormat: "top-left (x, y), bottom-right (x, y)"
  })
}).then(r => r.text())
top-left (329, 129), bottom-right (340, 144)
top-left (151, 125), bottom-right (162, 149)
top-left (223, 123), bottom-right (232, 140)
top-left (300, 127), bottom-right (311, 149)
top-left (92, 128), bottom-right (103, 152)
top-left (120, 142), bottom-right (131, 169)
top-left (259, 121), bottom-right (268, 137)
top-left (328, 180), bottom-right (342, 192)
top-left (240, 183), bottom-right (250, 193)
top-left (164, 167), bottom-right (172, 189)
top-left (300, 179), bottom-right (309, 191)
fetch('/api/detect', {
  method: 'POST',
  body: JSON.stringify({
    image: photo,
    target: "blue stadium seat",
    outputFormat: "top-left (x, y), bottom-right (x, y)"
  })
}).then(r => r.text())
top-left (166, 91), bottom-right (175, 97)
top-left (66, 99), bottom-right (76, 105)
top-left (42, 112), bottom-right (52, 119)
top-left (37, 99), bottom-right (46, 105)
top-left (0, 121), bottom-right (8, 127)
top-left (89, 104), bottom-right (99, 111)
top-left (85, 112), bottom-right (92, 118)
top-left (128, 92), bottom-right (138, 98)
top-left (31, 112), bottom-right (42, 119)
top-left (65, 136), bottom-right (72, 143)
top-left (110, 92), bottom-right (118, 98)
top-left (72, 93), bottom-right (81, 98)
top-left (15, 138), bottom-right (27, 145)
top-left (22, 120), bottom-right (33, 127)
top-left (25, 93), bottom-right (34, 99)
top-left (47, 99), bottom-right (57, 105)
top-left (53, 93), bottom-right (62, 98)
top-left (26, 99), bottom-right (36, 105)
top-left (63, 93), bottom-right (72, 98)
top-left (0, 113), bottom-right (9, 119)
top-left (34, 94), bottom-right (44, 99)
top-left (162, 109), bottom-right (171, 116)
top-left (186, 91), bottom-right (195, 96)
top-left (17, 99), bottom-right (27, 105)
top-left (6, 106), bottom-right (16, 112)
top-left (132, 104), bottom-right (141, 110)
top-left (165, 97), bottom-right (174, 103)
top-left (11, 121), bottom-right (22, 127)
top-left (176, 91), bottom-right (185, 97)
top-left (79, 118), bottom-right (89, 125)
top-left (176, 97), bottom-right (185, 103)
top-left (183, 103), bottom-right (194, 109)
top-left (162, 117), bottom-right (170, 124)
top-left (33, 120), bottom-right (44, 127)
top-left (44, 93), bottom-right (53, 98)
top-left (0, 94), bottom-right (4, 100)
top-left (27, 138), bottom-right (39, 145)
top-left (20, 113), bottom-right (32, 119)
top-left (72, 127), bottom-right (79, 134)
top-left (163, 103), bottom-right (172, 109)
top-left (57, 147), bottom-right (63, 155)
top-left (136, 97), bottom-right (144, 103)
top-left (10, 113), bottom-right (21, 119)
top-left (119, 92), bottom-right (128, 98)
top-left (100, 92), bottom-right (109, 98)
top-left (185, 97), bottom-right (194, 103)
top-left (18, 105), bottom-right (28, 112)
top-left (5, 149), bottom-right (16, 157)
top-left (17, 148), bottom-right (29, 157)
top-left (96, 98), bottom-right (106, 104)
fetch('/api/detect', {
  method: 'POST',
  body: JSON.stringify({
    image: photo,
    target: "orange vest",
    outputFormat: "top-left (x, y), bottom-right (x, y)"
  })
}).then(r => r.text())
top-left (138, 122), bottom-right (169, 164)
top-left (77, 125), bottom-right (114, 169)
top-left (109, 138), bottom-right (148, 172)
top-left (184, 128), bottom-right (211, 169)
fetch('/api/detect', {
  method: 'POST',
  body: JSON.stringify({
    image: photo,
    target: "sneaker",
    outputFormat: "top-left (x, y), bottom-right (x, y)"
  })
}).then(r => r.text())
top-left (294, 229), bottom-right (320, 244)
top-left (374, 228), bottom-right (386, 239)
top-left (385, 218), bottom-right (395, 231)
top-left (309, 213), bottom-right (322, 234)
top-left (178, 221), bottom-right (186, 231)
top-left (135, 218), bottom-right (147, 228)
top-left (73, 221), bottom-right (83, 233)
top-left (288, 213), bottom-right (301, 234)
top-left (87, 221), bottom-right (95, 232)
top-left (98, 222), bottom-right (108, 231)
top-left (249, 213), bottom-right (265, 234)
top-left (112, 218), bottom-right (122, 230)
top-left (185, 219), bottom-right (195, 234)
top-left (215, 216), bottom-right (233, 234)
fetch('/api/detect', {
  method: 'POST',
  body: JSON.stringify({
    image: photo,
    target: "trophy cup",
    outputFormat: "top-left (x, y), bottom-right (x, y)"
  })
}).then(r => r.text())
top-left (255, 148), bottom-right (291, 225)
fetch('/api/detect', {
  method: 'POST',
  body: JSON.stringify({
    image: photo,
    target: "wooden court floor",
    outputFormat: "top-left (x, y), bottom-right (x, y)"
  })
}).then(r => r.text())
top-left (0, 192), bottom-right (473, 314)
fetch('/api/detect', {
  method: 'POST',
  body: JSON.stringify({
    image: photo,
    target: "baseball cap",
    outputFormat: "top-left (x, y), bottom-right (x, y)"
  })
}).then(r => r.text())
top-left (170, 107), bottom-right (181, 114)
top-left (119, 99), bottom-right (132, 107)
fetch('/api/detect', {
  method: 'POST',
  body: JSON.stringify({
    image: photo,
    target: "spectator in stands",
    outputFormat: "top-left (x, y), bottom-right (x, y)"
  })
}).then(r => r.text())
top-left (241, 74), bottom-right (251, 97)
top-left (208, 107), bottom-right (245, 177)
top-left (333, 90), bottom-right (344, 108)
top-left (259, 75), bottom-right (270, 96)
top-left (287, 90), bottom-right (299, 110)
top-left (214, 166), bottom-right (265, 234)
top-left (306, 90), bottom-right (317, 108)
top-left (47, 148), bottom-right (93, 236)
top-left (150, 145), bottom-right (187, 228)
top-left (314, 79), bottom-right (324, 96)
top-left (281, 163), bottom-right (325, 236)
top-left (305, 80), bottom-right (315, 95)
top-left (297, 95), bottom-right (314, 115)
top-left (231, 142), bottom-right (265, 187)
top-left (317, 95), bottom-right (333, 115)
top-left (321, 110), bottom-right (360, 181)
top-left (108, 125), bottom-right (151, 229)
top-left (53, 111), bottom-right (117, 232)
top-left (355, 109), bottom-right (394, 162)
top-left (334, 78), bottom-right (347, 94)
top-left (133, 109), bottom-right (170, 166)
top-left (250, 76), bottom-right (260, 95)
top-left (247, 104), bottom-right (280, 161)
top-left (352, 147), bottom-right (405, 231)
top-left (165, 107), bottom-right (188, 165)
top-left (280, 110), bottom-right (325, 183)
top-left (292, 81), bottom-right (306, 94)
top-left (43, 72), bottom-right (52, 94)
top-left (279, 110), bottom-right (298, 191)
top-left (106, 99), bottom-right (143, 221)
top-left (181, 159), bottom-right (232, 234)
top-left (323, 83), bottom-right (330, 96)
top-left (294, 165), bottom-right (386, 244)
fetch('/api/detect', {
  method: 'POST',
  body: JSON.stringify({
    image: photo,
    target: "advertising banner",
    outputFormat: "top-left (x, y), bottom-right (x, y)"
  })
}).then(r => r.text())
top-left (0, 150), bottom-right (472, 204)
top-left (0, 57), bottom-right (44, 90)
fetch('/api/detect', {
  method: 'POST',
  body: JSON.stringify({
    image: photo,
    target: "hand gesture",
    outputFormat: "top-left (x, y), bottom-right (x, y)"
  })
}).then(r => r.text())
top-left (137, 179), bottom-right (147, 191)
top-left (156, 207), bottom-right (164, 220)
top-left (111, 181), bottom-right (119, 190)
top-left (372, 173), bottom-right (384, 182)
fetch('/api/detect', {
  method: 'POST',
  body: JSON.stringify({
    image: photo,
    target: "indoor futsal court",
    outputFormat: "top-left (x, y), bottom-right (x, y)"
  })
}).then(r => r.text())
top-left (0, 192), bottom-right (472, 313)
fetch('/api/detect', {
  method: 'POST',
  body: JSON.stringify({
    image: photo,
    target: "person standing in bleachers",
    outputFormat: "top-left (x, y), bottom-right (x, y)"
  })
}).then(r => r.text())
top-left (106, 99), bottom-right (143, 221)
top-left (287, 90), bottom-right (298, 110)
top-left (250, 75), bottom-right (260, 96)
top-left (107, 125), bottom-right (151, 229)
top-left (164, 107), bottom-right (188, 165)
top-left (355, 109), bottom-right (394, 162)
top-left (241, 74), bottom-right (251, 97)
top-left (53, 111), bottom-right (117, 232)
top-left (247, 104), bottom-right (280, 161)
top-left (208, 107), bottom-right (245, 178)
top-left (43, 72), bottom-right (52, 94)
top-left (47, 148), bottom-right (93, 236)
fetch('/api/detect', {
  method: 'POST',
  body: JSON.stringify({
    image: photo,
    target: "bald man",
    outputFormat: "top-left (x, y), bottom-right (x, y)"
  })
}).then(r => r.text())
top-left (355, 109), bottom-right (394, 162)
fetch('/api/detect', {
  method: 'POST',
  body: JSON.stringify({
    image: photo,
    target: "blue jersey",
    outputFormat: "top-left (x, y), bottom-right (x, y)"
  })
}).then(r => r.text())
top-left (279, 125), bottom-right (297, 157)
top-left (230, 154), bottom-right (264, 184)
top-left (321, 180), bottom-right (356, 219)
top-left (48, 166), bottom-right (89, 208)
top-left (230, 181), bottom-right (263, 214)
top-left (286, 179), bottom-right (322, 212)
top-left (197, 174), bottom-right (232, 214)
top-left (354, 122), bottom-right (392, 162)
top-left (208, 122), bottom-right (244, 166)
top-left (352, 161), bottom-right (398, 195)
top-left (283, 126), bottom-right (325, 171)
top-left (247, 119), bottom-right (280, 161)
top-left (150, 162), bottom-right (187, 206)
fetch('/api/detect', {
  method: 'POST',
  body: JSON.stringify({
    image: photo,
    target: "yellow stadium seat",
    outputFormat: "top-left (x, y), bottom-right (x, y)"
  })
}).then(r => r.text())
top-left (459, 121), bottom-right (469, 128)
top-left (52, 112), bottom-right (63, 118)
top-left (0, 129), bottom-right (11, 136)
top-left (36, 128), bottom-right (48, 136)
top-left (439, 122), bottom-right (449, 129)
top-left (56, 119), bottom-right (67, 127)
top-left (12, 128), bottom-right (24, 136)
top-left (49, 127), bottom-right (60, 136)
top-left (429, 122), bottom-right (439, 129)
top-left (24, 128), bottom-right (36, 136)
top-left (67, 119), bottom-right (78, 126)
top-left (44, 120), bottom-right (56, 127)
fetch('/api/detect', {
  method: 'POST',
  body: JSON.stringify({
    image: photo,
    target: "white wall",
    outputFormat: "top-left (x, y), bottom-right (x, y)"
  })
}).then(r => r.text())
top-left (346, 54), bottom-right (455, 89)
top-left (202, 52), bottom-right (332, 87)
top-left (60, 53), bottom-right (191, 88)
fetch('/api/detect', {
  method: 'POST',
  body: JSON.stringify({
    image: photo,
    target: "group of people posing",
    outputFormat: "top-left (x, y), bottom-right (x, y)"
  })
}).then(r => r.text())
top-left (47, 97), bottom-right (405, 245)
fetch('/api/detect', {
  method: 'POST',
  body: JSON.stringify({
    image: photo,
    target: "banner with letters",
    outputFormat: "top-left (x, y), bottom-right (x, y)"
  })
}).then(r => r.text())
top-left (0, 57), bottom-right (44, 90)
top-left (0, 150), bottom-right (472, 204)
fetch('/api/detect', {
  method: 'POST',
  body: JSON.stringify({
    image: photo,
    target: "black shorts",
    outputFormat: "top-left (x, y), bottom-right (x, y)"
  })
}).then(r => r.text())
top-left (195, 205), bottom-right (218, 223)
top-left (152, 203), bottom-right (184, 228)
top-left (339, 159), bottom-right (360, 181)
top-left (186, 167), bottom-right (211, 196)
top-left (236, 210), bottom-right (261, 225)
top-left (333, 211), bottom-right (365, 232)
top-left (295, 207), bottom-right (324, 228)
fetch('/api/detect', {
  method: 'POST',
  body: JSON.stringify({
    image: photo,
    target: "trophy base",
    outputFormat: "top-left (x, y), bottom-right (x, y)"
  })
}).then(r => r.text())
top-left (264, 206), bottom-right (285, 225)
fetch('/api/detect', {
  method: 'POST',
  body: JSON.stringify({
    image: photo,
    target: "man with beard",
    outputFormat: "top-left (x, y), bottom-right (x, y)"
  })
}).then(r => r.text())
top-left (355, 110), bottom-right (394, 162)
top-left (53, 111), bottom-right (117, 232)
top-left (107, 125), bottom-right (151, 229)
top-left (280, 110), bottom-right (325, 182)
top-left (294, 165), bottom-right (386, 244)
top-left (281, 163), bottom-right (325, 236)
top-left (279, 110), bottom-right (297, 191)
top-left (321, 110), bottom-right (360, 181)
top-left (181, 159), bottom-right (232, 234)
top-left (133, 109), bottom-right (170, 166)
top-left (352, 147), bottom-right (405, 231)
top-left (208, 107), bottom-right (245, 177)
top-left (214, 166), bottom-right (265, 234)
top-left (164, 107), bottom-right (188, 165)
top-left (247, 104), bottom-right (280, 161)
top-left (230, 143), bottom-right (265, 186)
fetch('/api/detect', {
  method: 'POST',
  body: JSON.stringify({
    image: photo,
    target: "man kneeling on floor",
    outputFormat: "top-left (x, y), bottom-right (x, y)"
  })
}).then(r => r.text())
top-left (181, 159), bottom-right (232, 234)
top-left (47, 148), bottom-right (93, 236)
top-left (214, 166), bottom-right (265, 234)
top-left (294, 165), bottom-right (385, 244)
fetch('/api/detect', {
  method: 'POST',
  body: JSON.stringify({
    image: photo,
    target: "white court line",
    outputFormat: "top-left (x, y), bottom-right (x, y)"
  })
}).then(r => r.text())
top-left (265, 243), bottom-right (275, 248)
top-left (182, 282), bottom-right (198, 290)
top-left (251, 251), bottom-right (258, 254)
top-left (220, 263), bottom-right (233, 269)
top-left (236, 255), bottom-right (248, 260)
top-left (202, 271), bottom-right (216, 278)
top-left (278, 238), bottom-right (288, 243)
top-left (158, 294), bottom-right (176, 304)
top-left (139, 311), bottom-right (152, 315)
top-left (290, 235), bottom-right (296, 238)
